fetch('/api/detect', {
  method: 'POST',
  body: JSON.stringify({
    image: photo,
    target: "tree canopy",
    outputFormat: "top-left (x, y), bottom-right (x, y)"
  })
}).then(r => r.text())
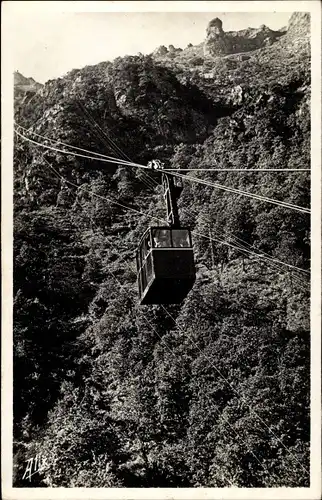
top-left (13, 21), bottom-right (310, 488)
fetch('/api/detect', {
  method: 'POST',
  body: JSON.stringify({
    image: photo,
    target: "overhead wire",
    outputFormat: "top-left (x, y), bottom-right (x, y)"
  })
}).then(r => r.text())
top-left (213, 232), bottom-right (308, 285)
top-left (192, 229), bottom-right (310, 276)
top-left (227, 234), bottom-right (309, 285)
top-left (38, 154), bottom-right (310, 474)
top-left (203, 231), bottom-right (309, 294)
top-left (163, 169), bottom-right (311, 214)
top-left (211, 236), bottom-right (309, 293)
top-left (42, 158), bottom-right (163, 223)
top-left (39, 151), bottom-right (309, 282)
top-left (76, 102), bottom-right (159, 191)
top-left (159, 303), bottom-right (310, 478)
top-left (16, 121), bottom-right (154, 191)
top-left (221, 232), bottom-right (310, 282)
top-left (76, 101), bottom-right (124, 158)
top-left (180, 204), bottom-right (310, 279)
top-left (163, 168), bottom-right (310, 172)
top-left (15, 125), bottom-right (309, 174)
top-left (15, 124), bottom-right (310, 213)
top-left (78, 102), bottom-right (126, 159)
top-left (98, 126), bottom-right (159, 189)
top-left (178, 202), bottom-right (310, 279)
top-left (14, 128), bottom-right (146, 168)
top-left (16, 121), bottom-right (158, 191)
top-left (107, 268), bottom-right (275, 485)
top-left (15, 127), bottom-right (309, 274)
top-left (105, 236), bottom-right (309, 479)
top-left (15, 108), bottom-right (310, 478)
top-left (81, 102), bottom-right (159, 191)
top-left (15, 123), bottom-right (137, 165)
top-left (225, 240), bottom-right (308, 291)
top-left (15, 128), bottom-right (310, 276)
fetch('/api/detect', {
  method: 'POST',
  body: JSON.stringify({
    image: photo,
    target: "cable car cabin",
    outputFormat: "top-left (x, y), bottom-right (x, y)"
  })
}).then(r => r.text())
top-left (136, 226), bottom-right (195, 305)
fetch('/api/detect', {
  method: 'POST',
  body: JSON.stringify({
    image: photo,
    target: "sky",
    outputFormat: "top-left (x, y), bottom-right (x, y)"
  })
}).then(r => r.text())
top-left (6, 3), bottom-right (293, 84)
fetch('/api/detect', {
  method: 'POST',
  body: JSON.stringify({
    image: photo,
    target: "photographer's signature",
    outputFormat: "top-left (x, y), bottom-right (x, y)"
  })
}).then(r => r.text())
top-left (22, 454), bottom-right (48, 482)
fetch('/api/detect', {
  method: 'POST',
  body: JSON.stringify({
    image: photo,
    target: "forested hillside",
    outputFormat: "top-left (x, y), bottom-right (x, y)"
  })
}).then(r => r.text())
top-left (13, 12), bottom-right (310, 488)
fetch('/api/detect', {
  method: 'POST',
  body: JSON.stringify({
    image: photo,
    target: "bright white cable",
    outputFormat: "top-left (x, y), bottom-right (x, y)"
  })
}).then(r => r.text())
top-left (108, 268), bottom-right (272, 483)
top-left (171, 170), bottom-right (310, 213)
top-left (15, 125), bottom-right (310, 211)
top-left (43, 157), bottom-right (309, 277)
top-left (164, 168), bottom-right (310, 172)
top-left (182, 206), bottom-right (310, 277)
top-left (160, 304), bottom-right (309, 478)
top-left (43, 158), bottom-right (161, 221)
top-left (226, 234), bottom-right (309, 283)
top-left (14, 129), bottom-right (149, 169)
top-left (193, 230), bottom-right (310, 275)
top-left (46, 153), bottom-right (311, 472)
top-left (14, 125), bottom-right (144, 167)
top-left (17, 122), bottom-right (159, 190)
top-left (77, 101), bottom-right (132, 161)
top-left (76, 102), bottom-right (159, 188)
top-left (15, 123), bottom-right (137, 164)
top-left (164, 169), bottom-right (310, 214)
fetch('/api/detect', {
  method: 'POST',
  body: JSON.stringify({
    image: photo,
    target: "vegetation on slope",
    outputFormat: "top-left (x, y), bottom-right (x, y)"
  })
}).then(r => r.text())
top-left (13, 17), bottom-right (310, 488)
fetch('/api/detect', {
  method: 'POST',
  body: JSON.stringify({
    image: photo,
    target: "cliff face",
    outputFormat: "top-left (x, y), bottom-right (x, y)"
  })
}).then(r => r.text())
top-left (204, 17), bottom-right (285, 57)
top-left (287, 12), bottom-right (310, 36)
top-left (13, 12), bottom-right (311, 489)
top-left (203, 12), bottom-right (310, 58)
top-left (153, 44), bottom-right (183, 58)
top-left (14, 71), bottom-right (43, 102)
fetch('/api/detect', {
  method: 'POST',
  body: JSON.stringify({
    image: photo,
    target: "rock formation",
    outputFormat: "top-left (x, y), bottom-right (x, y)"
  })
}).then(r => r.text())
top-left (286, 12), bottom-right (310, 36)
top-left (152, 44), bottom-right (182, 59)
top-left (14, 71), bottom-right (42, 101)
top-left (14, 71), bottom-right (42, 90)
top-left (152, 45), bottom-right (168, 57)
top-left (204, 17), bottom-right (285, 57)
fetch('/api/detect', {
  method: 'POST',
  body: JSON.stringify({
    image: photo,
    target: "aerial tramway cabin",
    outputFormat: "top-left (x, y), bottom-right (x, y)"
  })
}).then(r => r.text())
top-left (136, 163), bottom-right (196, 305)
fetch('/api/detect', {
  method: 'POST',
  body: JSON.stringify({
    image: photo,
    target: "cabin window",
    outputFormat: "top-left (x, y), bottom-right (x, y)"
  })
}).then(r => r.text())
top-left (152, 228), bottom-right (172, 248)
top-left (141, 265), bottom-right (147, 291)
top-left (145, 252), bottom-right (153, 283)
top-left (139, 251), bottom-right (153, 295)
top-left (136, 251), bottom-right (141, 272)
top-left (138, 270), bottom-right (143, 296)
top-left (141, 233), bottom-right (152, 261)
top-left (171, 229), bottom-right (191, 248)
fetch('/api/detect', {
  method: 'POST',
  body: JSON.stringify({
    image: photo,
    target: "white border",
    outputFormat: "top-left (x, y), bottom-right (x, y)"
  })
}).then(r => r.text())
top-left (2, 1), bottom-right (321, 499)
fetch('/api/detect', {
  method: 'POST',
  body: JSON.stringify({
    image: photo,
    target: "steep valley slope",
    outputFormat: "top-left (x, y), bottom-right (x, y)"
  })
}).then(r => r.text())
top-left (13, 12), bottom-right (310, 487)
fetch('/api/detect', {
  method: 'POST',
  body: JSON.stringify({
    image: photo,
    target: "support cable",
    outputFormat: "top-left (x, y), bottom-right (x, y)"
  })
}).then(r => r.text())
top-left (108, 268), bottom-right (275, 485)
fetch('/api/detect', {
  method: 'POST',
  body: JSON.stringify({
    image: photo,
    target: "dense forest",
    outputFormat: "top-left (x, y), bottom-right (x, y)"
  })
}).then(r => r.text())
top-left (13, 13), bottom-right (311, 488)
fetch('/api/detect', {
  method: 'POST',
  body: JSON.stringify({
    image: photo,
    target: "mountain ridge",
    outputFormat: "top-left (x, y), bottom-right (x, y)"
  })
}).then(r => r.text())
top-left (14, 12), bottom-right (310, 89)
top-left (13, 11), bottom-right (311, 489)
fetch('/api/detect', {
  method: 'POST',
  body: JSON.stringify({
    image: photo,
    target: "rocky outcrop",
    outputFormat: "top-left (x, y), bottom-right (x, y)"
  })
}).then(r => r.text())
top-left (14, 71), bottom-right (42, 90)
top-left (152, 44), bottom-right (182, 58)
top-left (286, 12), bottom-right (310, 36)
top-left (14, 71), bottom-right (42, 102)
top-left (152, 45), bottom-right (169, 57)
top-left (204, 17), bottom-right (285, 57)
